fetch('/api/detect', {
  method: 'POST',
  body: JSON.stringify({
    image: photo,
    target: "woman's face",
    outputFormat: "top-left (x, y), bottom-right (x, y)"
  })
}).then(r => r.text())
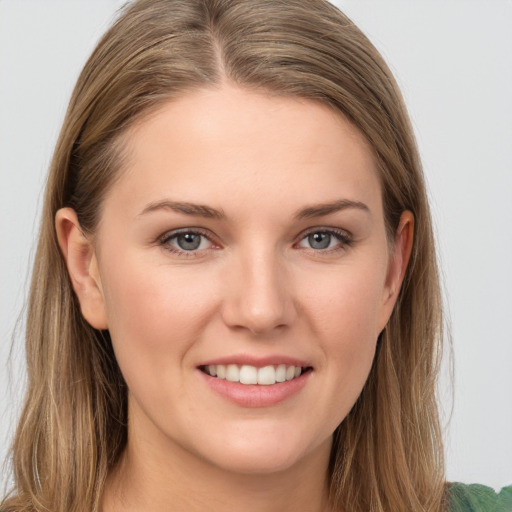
top-left (64, 85), bottom-right (410, 475)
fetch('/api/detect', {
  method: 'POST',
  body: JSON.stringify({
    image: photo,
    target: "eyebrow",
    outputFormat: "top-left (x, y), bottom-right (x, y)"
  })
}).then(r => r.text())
top-left (139, 200), bottom-right (225, 219)
top-left (294, 199), bottom-right (370, 220)
top-left (138, 198), bottom-right (369, 221)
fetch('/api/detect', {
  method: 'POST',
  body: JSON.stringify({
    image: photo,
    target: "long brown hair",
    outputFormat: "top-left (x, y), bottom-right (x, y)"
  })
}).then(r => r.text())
top-left (2, 1), bottom-right (445, 511)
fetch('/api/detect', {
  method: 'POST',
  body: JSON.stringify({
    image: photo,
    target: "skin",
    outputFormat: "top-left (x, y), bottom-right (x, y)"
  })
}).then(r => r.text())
top-left (56, 84), bottom-right (413, 512)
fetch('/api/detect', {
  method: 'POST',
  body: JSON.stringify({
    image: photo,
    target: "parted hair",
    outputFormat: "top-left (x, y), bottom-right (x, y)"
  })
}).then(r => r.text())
top-left (1, 1), bottom-right (446, 511)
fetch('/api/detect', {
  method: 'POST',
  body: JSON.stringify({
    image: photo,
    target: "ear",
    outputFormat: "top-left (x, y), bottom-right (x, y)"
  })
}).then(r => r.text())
top-left (55, 207), bottom-right (108, 330)
top-left (379, 210), bottom-right (414, 329)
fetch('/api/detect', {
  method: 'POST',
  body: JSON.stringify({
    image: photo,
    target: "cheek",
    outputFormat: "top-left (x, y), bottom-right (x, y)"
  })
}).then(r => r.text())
top-left (298, 259), bottom-right (386, 400)
top-left (301, 258), bottom-right (386, 341)
top-left (98, 252), bottom-right (220, 376)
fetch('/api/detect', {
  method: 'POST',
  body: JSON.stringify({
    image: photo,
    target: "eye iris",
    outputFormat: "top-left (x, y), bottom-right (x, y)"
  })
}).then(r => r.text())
top-left (308, 232), bottom-right (331, 249)
top-left (177, 233), bottom-right (201, 250)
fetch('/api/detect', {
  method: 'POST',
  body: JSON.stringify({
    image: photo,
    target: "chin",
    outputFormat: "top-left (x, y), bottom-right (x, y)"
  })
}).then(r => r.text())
top-left (192, 425), bottom-right (331, 476)
top-left (218, 449), bottom-right (302, 475)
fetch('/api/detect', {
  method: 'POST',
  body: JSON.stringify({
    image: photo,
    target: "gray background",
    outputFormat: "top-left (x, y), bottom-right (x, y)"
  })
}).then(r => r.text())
top-left (1, 0), bottom-right (511, 491)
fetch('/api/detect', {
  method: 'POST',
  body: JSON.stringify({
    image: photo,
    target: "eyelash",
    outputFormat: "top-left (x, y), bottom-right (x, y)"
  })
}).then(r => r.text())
top-left (297, 228), bottom-right (353, 253)
top-left (158, 227), bottom-right (353, 257)
top-left (159, 228), bottom-right (217, 258)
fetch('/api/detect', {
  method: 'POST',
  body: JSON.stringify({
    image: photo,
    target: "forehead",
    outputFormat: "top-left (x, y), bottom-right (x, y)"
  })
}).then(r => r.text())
top-left (105, 84), bottom-right (381, 220)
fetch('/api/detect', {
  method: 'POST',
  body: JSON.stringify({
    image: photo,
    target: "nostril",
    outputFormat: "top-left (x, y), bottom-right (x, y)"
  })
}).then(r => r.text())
top-left (219, 261), bottom-right (298, 334)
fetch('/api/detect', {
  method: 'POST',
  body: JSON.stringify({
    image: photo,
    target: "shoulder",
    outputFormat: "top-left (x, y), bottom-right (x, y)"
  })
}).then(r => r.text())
top-left (447, 482), bottom-right (512, 512)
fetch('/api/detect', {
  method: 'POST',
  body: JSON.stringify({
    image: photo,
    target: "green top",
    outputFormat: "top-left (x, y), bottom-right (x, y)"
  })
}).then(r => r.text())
top-left (448, 483), bottom-right (512, 512)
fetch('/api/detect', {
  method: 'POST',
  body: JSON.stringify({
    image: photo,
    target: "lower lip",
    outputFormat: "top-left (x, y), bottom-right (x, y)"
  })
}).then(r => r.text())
top-left (199, 370), bottom-right (311, 408)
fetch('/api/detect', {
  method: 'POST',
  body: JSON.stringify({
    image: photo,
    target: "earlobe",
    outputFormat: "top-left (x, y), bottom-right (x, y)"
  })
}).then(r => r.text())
top-left (55, 208), bottom-right (108, 330)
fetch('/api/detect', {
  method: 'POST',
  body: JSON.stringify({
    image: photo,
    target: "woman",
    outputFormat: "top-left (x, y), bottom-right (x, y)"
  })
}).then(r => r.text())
top-left (1, 1), bottom-right (509, 511)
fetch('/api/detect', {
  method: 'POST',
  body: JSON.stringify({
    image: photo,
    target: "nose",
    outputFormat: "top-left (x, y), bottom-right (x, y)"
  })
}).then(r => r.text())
top-left (221, 249), bottom-right (297, 336)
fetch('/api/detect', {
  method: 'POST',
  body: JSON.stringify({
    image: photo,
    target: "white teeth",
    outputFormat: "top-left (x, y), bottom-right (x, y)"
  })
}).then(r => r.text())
top-left (204, 364), bottom-right (305, 385)
top-left (216, 364), bottom-right (226, 379)
top-left (239, 365), bottom-right (258, 384)
top-left (276, 364), bottom-right (287, 382)
top-left (257, 365), bottom-right (276, 385)
top-left (226, 364), bottom-right (239, 382)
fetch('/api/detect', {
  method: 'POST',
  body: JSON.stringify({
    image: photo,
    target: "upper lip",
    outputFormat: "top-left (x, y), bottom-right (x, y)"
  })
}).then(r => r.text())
top-left (198, 354), bottom-right (312, 368)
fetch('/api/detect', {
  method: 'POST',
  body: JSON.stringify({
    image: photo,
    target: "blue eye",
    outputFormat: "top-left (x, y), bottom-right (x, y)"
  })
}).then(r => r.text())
top-left (298, 229), bottom-right (350, 251)
top-left (161, 230), bottom-right (213, 253)
top-left (307, 232), bottom-right (332, 250)
top-left (174, 232), bottom-right (203, 251)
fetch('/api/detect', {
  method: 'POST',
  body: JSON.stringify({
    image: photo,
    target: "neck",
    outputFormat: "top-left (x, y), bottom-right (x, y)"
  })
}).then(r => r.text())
top-left (102, 424), bottom-right (333, 512)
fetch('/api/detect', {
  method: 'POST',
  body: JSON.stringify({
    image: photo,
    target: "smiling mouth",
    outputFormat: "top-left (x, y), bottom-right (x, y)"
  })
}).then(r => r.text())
top-left (200, 364), bottom-right (312, 386)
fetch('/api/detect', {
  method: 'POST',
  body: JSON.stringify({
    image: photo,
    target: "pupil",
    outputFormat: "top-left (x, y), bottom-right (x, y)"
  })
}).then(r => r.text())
top-left (309, 232), bottom-right (331, 249)
top-left (177, 233), bottom-right (201, 250)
